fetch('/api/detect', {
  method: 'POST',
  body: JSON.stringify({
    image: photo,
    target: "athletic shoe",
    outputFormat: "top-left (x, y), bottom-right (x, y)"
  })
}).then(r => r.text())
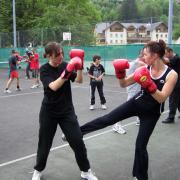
top-left (16, 88), bottom-right (21, 91)
top-left (81, 169), bottom-right (98, 180)
top-left (133, 177), bottom-right (138, 180)
top-left (89, 105), bottom-right (94, 110)
top-left (31, 84), bottom-right (38, 89)
top-left (101, 104), bottom-right (107, 110)
top-left (135, 118), bottom-right (140, 126)
top-left (112, 123), bottom-right (126, 134)
top-left (162, 118), bottom-right (175, 124)
top-left (32, 170), bottom-right (41, 180)
top-left (61, 133), bottom-right (67, 142)
top-left (4, 89), bottom-right (11, 93)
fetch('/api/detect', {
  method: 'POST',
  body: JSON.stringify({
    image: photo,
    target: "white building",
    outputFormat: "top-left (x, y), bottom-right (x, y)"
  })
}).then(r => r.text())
top-left (94, 21), bottom-right (168, 45)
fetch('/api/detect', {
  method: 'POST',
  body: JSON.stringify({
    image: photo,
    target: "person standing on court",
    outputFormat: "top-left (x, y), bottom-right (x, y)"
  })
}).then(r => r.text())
top-left (4, 50), bottom-right (21, 93)
top-left (29, 48), bottom-right (40, 89)
top-left (88, 55), bottom-right (107, 110)
top-left (80, 40), bottom-right (178, 180)
top-left (32, 42), bottom-right (98, 180)
top-left (112, 48), bottom-right (146, 134)
top-left (162, 47), bottom-right (180, 123)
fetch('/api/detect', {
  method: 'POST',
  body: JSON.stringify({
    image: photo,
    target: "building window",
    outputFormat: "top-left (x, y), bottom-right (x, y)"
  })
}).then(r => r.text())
top-left (115, 33), bottom-right (118, 38)
top-left (110, 34), bottom-right (113, 38)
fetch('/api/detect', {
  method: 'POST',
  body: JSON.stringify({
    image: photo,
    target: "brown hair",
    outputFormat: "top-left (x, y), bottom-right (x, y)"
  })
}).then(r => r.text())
top-left (44, 42), bottom-right (64, 58)
top-left (145, 39), bottom-right (166, 58)
top-left (93, 55), bottom-right (101, 62)
top-left (165, 47), bottom-right (173, 53)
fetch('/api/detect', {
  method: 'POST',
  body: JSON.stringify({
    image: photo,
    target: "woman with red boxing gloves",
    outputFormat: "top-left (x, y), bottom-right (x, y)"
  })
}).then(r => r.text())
top-left (32, 42), bottom-right (98, 180)
top-left (80, 40), bottom-right (178, 180)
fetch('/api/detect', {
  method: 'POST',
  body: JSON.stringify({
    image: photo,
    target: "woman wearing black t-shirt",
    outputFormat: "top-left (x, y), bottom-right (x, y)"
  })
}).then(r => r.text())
top-left (32, 42), bottom-right (98, 180)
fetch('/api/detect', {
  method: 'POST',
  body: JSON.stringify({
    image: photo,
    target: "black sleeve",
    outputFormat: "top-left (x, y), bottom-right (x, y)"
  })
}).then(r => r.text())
top-left (101, 64), bottom-right (105, 73)
top-left (88, 65), bottom-right (94, 75)
top-left (69, 71), bottom-right (77, 82)
top-left (40, 66), bottom-right (54, 89)
top-left (169, 56), bottom-right (179, 67)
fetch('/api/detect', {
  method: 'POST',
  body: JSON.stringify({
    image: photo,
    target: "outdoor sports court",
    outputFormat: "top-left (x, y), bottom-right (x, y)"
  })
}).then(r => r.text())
top-left (0, 68), bottom-right (180, 180)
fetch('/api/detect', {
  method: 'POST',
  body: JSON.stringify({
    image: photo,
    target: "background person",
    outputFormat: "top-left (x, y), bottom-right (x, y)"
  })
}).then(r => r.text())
top-left (30, 48), bottom-right (40, 88)
top-left (162, 47), bottom-right (180, 123)
top-left (112, 48), bottom-right (146, 134)
top-left (88, 55), bottom-right (107, 110)
top-left (4, 50), bottom-right (21, 93)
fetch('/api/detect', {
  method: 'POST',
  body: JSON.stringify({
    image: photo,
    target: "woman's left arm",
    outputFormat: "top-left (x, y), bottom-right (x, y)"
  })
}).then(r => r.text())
top-left (151, 70), bottom-right (178, 103)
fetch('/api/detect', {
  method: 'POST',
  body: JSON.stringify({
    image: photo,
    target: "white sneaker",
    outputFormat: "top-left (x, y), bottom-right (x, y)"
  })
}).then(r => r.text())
top-left (112, 123), bottom-right (126, 134)
top-left (81, 169), bottom-right (98, 180)
top-left (101, 104), bottom-right (107, 110)
top-left (16, 88), bottom-right (21, 91)
top-left (31, 85), bottom-right (38, 89)
top-left (135, 120), bottom-right (140, 126)
top-left (62, 133), bottom-right (67, 142)
top-left (89, 105), bottom-right (94, 110)
top-left (32, 170), bottom-right (41, 180)
top-left (4, 89), bottom-right (11, 93)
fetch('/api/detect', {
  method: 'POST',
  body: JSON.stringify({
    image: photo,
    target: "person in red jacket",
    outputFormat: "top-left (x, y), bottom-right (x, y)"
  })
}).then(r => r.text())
top-left (29, 48), bottom-right (40, 88)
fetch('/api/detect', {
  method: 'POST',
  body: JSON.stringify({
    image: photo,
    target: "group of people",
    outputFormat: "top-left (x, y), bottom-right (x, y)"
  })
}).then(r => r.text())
top-left (30, 39), bottom-right (179, 180)
top-left (2, 40), bottom-right (179, 180)
top-left (4, 48), bottom-right (40, 93)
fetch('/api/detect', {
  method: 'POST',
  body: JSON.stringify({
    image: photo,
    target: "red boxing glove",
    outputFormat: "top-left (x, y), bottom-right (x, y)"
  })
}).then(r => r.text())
top-left (69, 49), bottom-right (84, 70)
top-left (60, 57), bottom-right (82, 79)
top-left (133, 66), bottom-right (157, 94)
top-left (112, 59), bottom-right (130, 79)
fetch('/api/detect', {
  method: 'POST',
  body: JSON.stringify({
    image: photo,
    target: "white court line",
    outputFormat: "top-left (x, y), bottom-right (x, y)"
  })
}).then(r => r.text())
top-left (0, 121), bottom-right (139, 168)
top-left (0, 91), bottom-right (43, 99)
top-left (0, 111), bottom-right (170, 168)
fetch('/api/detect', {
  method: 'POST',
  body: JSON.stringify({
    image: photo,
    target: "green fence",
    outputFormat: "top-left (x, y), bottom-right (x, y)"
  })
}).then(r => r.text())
top-left (1, 44), bottom-right (180, 75)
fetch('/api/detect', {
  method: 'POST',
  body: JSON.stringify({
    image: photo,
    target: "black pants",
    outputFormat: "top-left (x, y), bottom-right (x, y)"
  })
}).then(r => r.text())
top-left (34, 106), bottom-right (90, 172)
top-left (168, 88), bottom-right (180, 119)
top-left (90, 81), bottom-right (106, 105)
top-left (81, 98), bottom-right (160, 180)
top-left (26, 62), bottom-right (31, 79)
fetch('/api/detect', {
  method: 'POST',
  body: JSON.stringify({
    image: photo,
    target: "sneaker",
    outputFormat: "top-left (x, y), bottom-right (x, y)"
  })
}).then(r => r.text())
top-left (89, 105), bottom-right (94, 110)
top-left (32, 170), bottom-right (41, 180)
top-left (133, 177), bottom-right (138, 180)
top-left (4, 89), bottom-right (11, 93)
top-left (31, 85), bottom-right (38, 89)
top-left (81, 169), bottom-right (98, 180)
top-left (16, 88), bottom-right (21, 91)
top-left (101, 104), bottom-right (107, 110)
top-left (112, 123), bottom-right (126, 134)
top-left (162, 118), bottom-right (175, 124)
top-left (62, 133), bottom-right (67, 142)
top-left (135, 118), bottom-right (140, 126)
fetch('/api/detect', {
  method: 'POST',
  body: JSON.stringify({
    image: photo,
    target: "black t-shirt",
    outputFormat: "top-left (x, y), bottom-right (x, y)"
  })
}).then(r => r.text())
top-left (9, 55), bottom-right (18, 72)
top-left (40, 61), bottom-right (77, 115)
top-left (89, 64), bottom-right (105, 83)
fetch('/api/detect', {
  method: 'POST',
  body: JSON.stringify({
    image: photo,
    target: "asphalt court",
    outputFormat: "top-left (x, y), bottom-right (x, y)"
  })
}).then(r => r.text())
top-left (0, 68), bottom-right (180, 180)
